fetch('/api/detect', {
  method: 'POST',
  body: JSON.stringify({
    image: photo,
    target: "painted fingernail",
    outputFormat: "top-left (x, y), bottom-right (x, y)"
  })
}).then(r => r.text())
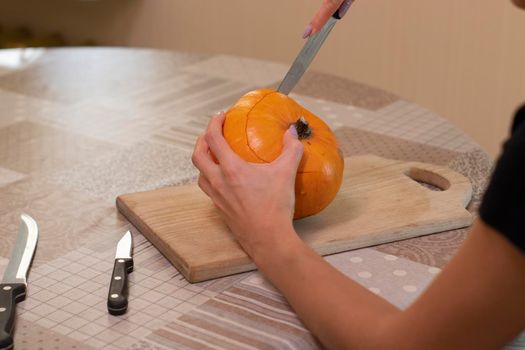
top-left (289, 125), bottom-right (298, 138)
top-left (302, 24), bottom-right (313, 39)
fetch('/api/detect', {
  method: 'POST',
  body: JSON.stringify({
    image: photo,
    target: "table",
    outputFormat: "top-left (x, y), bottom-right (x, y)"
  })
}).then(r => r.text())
top-left (0, 47), bottom-right (512, 350)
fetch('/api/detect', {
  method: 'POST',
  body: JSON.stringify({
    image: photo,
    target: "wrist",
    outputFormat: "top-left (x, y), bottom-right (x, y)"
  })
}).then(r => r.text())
top-left (251, 224), bottom-right (305, 269)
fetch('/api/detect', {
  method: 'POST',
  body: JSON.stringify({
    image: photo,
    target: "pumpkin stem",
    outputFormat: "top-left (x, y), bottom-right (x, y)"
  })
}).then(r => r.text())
top-left (294, 117), bottom-right (312, 140)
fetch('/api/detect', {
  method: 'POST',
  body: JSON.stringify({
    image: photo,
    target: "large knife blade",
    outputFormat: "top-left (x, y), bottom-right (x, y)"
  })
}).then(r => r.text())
top-left (0, 214), bottom-right (38, 350)
top-left (107, 230), bottom-right (133, 315)
top-left (277, 1), bottom-right (354, 95)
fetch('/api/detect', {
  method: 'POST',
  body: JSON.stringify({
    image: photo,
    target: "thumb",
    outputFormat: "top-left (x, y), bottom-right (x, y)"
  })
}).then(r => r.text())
top-left (275, 126), bottom-right (304, 172)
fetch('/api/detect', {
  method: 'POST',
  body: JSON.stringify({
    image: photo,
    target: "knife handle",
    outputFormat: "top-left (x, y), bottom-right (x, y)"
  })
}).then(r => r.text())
top-left (107, 258), bottom-right (133, 315)
top-left (0, 283), bottom-right (26, 350)
top-left (333, 0), bottom-right (354, 19)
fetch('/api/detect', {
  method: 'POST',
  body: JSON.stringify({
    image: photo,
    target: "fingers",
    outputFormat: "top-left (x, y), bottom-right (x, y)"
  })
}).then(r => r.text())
top-left (192, 133), bottom-right (219, 178)
top-left (274, 127), bottom-right (304, 173)
top-left (204, 113), bottom-right (239, 165)
top-left (197, 175), bottom-right (213, 197)
top-left (307, 0), bottom-right (345, 35)
top-left (198, 174), bottom-right (227, 215)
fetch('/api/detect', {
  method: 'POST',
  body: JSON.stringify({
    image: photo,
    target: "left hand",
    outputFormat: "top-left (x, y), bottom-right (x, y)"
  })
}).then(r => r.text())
top-left (191, 113), bottom-right (305, 258)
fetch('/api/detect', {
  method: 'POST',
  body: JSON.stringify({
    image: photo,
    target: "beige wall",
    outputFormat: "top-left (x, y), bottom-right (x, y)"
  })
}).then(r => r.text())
top-left (2, 0), bottom-right (525, 156)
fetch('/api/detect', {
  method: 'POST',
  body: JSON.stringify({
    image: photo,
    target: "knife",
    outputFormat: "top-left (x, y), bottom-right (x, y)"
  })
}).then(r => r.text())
top-left (277, 0), bottom-right (354, 95)
top-left (107, 230), bottom-right (133, 315)
top-left (0, 214), bottom-right (39, 350)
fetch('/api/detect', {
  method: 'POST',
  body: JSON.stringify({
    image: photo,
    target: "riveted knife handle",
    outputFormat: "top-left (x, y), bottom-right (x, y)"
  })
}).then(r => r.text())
top-left (0, 283), bottom-right (26, 350)
top-left (107, 258), bottom-right (133, 315)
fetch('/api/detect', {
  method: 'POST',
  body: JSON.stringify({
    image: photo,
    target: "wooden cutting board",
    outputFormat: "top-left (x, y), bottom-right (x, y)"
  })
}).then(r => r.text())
top-left (117, 155), bottom-right (473, 283)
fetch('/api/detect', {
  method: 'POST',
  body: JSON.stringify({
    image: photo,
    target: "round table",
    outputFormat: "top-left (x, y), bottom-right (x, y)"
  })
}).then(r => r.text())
top-left (0, 48), bottom-right (494, 350)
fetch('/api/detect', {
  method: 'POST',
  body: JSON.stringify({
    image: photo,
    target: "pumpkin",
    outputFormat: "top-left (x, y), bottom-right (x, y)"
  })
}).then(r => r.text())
top-left (223, 89), bottom-right (344, 219)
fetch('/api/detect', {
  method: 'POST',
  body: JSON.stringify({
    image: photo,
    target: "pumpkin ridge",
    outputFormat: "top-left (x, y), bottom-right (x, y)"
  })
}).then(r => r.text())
top-left (224, 88), bottom-right (344, 219)
top-left (244, 90), bottom-right (281, 163)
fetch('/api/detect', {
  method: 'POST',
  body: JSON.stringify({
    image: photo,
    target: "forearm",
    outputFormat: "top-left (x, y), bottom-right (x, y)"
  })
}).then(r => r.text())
top-left (252, 227), bottom-right (399, 350)
top-left (252, 221), bottom-right (525, 350)
top-left (384, 221), bottom-right (525, 350)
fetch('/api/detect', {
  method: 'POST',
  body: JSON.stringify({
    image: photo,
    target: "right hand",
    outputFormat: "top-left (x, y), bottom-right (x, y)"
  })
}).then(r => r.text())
top-left (304, 0), bottom-right (353, 37)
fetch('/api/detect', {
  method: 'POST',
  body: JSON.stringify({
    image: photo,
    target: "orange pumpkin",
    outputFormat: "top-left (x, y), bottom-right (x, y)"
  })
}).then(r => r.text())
top-left (223, 89), bottom-right (344, 219)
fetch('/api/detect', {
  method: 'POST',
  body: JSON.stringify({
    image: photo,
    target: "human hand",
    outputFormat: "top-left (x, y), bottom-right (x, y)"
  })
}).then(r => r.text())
top-left (191, 113), bottom-right (304, 258)
top-left (303, 0), bottom-right (354, 38)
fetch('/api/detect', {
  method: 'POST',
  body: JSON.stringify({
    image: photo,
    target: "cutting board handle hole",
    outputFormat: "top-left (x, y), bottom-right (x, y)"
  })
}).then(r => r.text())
top-left (404, 167), bottom-right (450, 192)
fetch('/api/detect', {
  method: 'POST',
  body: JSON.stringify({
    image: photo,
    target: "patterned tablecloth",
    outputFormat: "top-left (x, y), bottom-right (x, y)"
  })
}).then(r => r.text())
top-left (0, 48), bottom-right (521, 349)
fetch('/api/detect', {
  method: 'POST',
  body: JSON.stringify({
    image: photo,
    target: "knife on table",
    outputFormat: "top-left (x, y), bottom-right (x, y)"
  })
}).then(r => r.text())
top-left (0, 214), bottom-right (39, 350)
top-left (107, 230), bottom-right (133, 315)
top-left (277, 0), bottom-right (354, 95)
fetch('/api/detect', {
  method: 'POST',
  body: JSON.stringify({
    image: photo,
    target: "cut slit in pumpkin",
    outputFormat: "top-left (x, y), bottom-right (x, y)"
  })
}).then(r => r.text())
top-left (223, 89), bottom-right (344, 219)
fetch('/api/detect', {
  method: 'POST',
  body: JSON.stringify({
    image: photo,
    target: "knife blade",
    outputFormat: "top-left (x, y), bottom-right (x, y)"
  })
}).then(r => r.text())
top-left (0, 214), bottom-right (39, 350)
top-left (277, 1), bottom-right (354, 95)
top-left (107, 230), bottom-right (133, 315)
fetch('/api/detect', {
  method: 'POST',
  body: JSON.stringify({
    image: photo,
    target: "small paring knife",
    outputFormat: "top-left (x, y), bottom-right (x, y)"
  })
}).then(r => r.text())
top-left (277, 0), bottom-right (354, 95)
top-left (107, 230), bottom-right (133, 316)
top-left (0, 214), bottom-right (39, 350)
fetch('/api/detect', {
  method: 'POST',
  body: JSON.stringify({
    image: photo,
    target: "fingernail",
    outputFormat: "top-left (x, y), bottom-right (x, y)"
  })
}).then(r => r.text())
top-left (302, 24), bottom-right (313, 39)
top-left (289, 125), bottom-right (298, 138)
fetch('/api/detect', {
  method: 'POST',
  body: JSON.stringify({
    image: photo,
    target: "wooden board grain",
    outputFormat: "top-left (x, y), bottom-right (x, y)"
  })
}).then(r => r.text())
top-left (117, 155), bottom-right (473, 283)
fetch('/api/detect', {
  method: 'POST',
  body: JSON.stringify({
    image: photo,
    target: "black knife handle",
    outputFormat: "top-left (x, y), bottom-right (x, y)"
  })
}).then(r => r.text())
top-left (333, 0), bottom-right (354, 19)
top-left (107, 258), bottom-right (133, 315)
top-left (0, 283), bottom-right (26, 350)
